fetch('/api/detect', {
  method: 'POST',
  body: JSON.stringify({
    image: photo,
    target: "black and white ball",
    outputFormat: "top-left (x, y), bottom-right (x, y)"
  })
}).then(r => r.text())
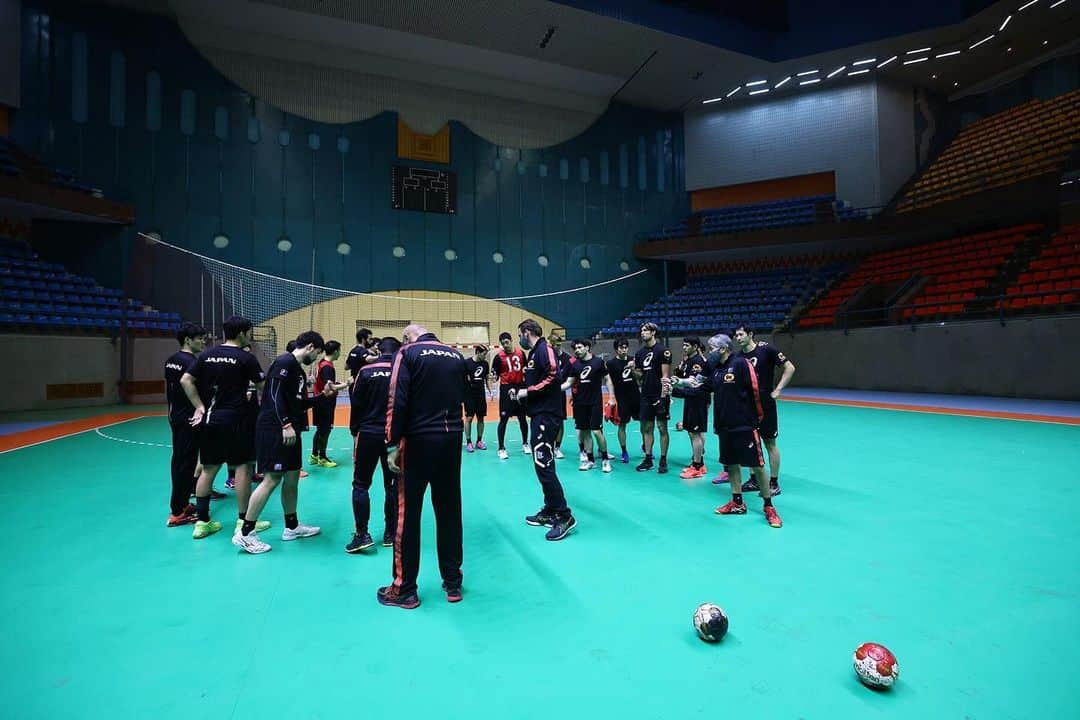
top-left (693, 603), bottom-right (728, 642)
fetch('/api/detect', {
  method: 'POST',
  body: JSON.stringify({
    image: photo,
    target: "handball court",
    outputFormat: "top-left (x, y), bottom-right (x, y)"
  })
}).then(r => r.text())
top-left (0, 390), bottom-right (1077, 719)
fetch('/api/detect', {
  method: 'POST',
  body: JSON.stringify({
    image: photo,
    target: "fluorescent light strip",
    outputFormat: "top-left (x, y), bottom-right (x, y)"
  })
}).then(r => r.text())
top-left (1050, 0), bottom-right (1066, 7)
top-left (774, 76), bottom-right (792, 88)
top-left (853, 58), bottom-right (877, 66)
top-left (702, 97), bottom-right (723, 104)
top-left (877, 55), bottom-right (898, 68)
top-left (826, 66), bottom-right (847, 78)
top-left (797, 70), bottom-right (819, 76)
top-left (903, 57), bottom-right (930, 65)
top-left (726, 86), bottom-right (742, 98)
top-left (848, 69), bottom-right (870, 76)
top-left (936, 50), bottom-right (962, 58)
top-left (746, 80), bottom-right (768, 87)
top-left (999, 14), bottom-right (1013, 31)
top-left (969, 34), bottom-right (995, 49)
top-left (799, 78), bottom-right (821, 86)
top-left (906, 47), bottom-right (932, 54)
top-left (749, 89), bottom-right (770, 95)
top-left (1018, 0), bottom-right (1039, 10)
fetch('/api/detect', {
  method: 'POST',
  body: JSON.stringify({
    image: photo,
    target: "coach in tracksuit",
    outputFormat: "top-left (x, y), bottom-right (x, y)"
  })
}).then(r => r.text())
top-left (379, 325), bottom-right (467, 609)
top-left (346, 337), bottom-right (401, 554)
top-left (514, 319), bottom-right (577, 542)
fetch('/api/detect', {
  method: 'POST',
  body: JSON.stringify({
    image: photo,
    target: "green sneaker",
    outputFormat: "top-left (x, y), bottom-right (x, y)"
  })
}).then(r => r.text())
top-left (319, 457), bottom-right (338, 468)
top-left (309, 454), bottom-right (321, 466)
top-left (235, 518), bottom-right (272, 533)
top-left (192, 520), bottom-right (223, 539)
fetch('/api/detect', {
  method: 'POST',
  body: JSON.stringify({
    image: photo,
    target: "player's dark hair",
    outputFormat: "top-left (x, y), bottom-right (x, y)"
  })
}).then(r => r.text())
top-left (572, 337), bottom-right (591, 348)
top-left (684, 336), bottom-right (701, 348)
top-left (518, 319), bottom-right (543, 338)
top-left (176, 322), bottom-right (207, 346)
top-left (498, 331), bottom-right (512, 342)
top-left (640, 322), bottom-right (659, 333)
top-left (356, 327), bottom-right (372, 343)
top-left (285, 340), bottom-right (296, 352)
top-left (734, 323), bottom-right (754, 337)
top-left (294, 331), bottom-right (325, 351)
top-left (222, 315), bottom-right (252, 340)
top-left (324, 340), bottom-right (341, 355)
top-left (378, 337), bottom-right (402, 355)
top-left (474, 344), bottom-right (487, 353)
top-left (615, 338), bottom-right (629, 349)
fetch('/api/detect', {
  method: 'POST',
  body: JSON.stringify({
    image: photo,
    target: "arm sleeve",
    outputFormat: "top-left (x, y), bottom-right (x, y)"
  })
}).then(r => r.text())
top-left (526, 345), bottom-right (559, 393)
top-left (492, 355), bottom-right (504, 375)
top-left (267, 369), bottom-right (292, 427)
top-left (385, 350), bottom-right (411, 446)
top-left (246, 355), bottom-right (265, 384)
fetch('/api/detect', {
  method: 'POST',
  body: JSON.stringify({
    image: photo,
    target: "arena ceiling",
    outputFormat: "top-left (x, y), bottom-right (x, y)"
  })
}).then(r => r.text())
top-left (97, 0), bottom-right (1080, 146)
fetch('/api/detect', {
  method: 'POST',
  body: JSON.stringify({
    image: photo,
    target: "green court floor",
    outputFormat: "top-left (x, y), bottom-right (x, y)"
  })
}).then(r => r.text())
top-left (1, 400), bottom-right (1078, 719)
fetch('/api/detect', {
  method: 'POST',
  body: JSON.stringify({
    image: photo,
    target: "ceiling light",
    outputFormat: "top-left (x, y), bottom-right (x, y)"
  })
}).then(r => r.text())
top-left (444, 248), bottom-right (458, 261)
top-left (212, 233), bottom-right (229, 249)
top-left (1008, 47), bottom-right (1013, 52)
top-left (774, 76), bottom-right (792, 88)
top-left (1049, 0), bottom-right (1066, 7)
top-left (702, 97), bottom-right (723, 104)
top-left (906, 47), bottom-right (932, 54)
top-left (492, 250), bottom-right (504, 264)
top-left (999, 15), bottom-right (1013, 31)
top-left (749, 89), bottom-right (769, 95)
top-left (853, 58), bottom-right (877, 66)
top-left (1043, 40), bottom-right (1049, 45)
top-left (580, 257), bottom-right (592, 270)
top-left (827, 66), bottom-right (847, 78)
top-left (1018, 0), bottom-right (1040, 9)
top-left (619, 260), bottom-right (630, 272)
top-left (878, 55), bottom-right (898, 68)
top-left (392, 245), bottom-right (405, 258)
top-left (969, 34), bottom-right (995, 49)
top-left (746, 80), bottom-right (768, 87)
top-left (537, 254), bottom-right (549, 267)
top-left (849, 69), bottom-right (870, 76)
top-left (799, 78), bottom-right (821, 86)
top-left (903, 57), bottom-right (930, 65)
top-left (932, 74), bottom-right (938, 79)
top-left (954, 82), bottom-right (959, 87)
top-left (726, 86), bottom-right (742, 97)
top-left (277, 236), bottom-right (292, 253)
top-left (797, 70), bottom-right (819, 76)
top-left (936, 50), bottom-right (961, 58)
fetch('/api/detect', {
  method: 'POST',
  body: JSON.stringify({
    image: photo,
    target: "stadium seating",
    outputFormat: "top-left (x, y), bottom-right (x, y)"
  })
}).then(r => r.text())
top-left (797, 224), bottom-right (1041, 328)
top-left (998, 224), bottom-right (1080, 311)
top-left (0, 137), bottom-right (96, 194)
top-left (0, 236), bottom-right (180, 335)
top-left (602, 261), bottom-right (849, 336)
top-left (897, 90), bottom-right (1080, 212)
top-left (647, 194), bottom-right (867, 240)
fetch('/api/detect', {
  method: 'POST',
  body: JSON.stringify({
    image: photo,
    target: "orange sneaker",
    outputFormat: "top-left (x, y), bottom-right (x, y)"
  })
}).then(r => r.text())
top-left (764, 505), bottom-right (782, 528)
top-left (714, 500), bottom-right (747, 515)
top-left (167, 510), bottom-right (196, 527)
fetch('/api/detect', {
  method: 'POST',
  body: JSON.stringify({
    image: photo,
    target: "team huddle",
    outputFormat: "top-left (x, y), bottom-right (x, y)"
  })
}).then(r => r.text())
top-left (163, 316), bottom-right (795, 607)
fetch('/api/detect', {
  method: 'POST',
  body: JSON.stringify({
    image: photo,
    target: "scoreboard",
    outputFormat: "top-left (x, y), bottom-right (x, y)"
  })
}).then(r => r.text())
top-left (391, 166), bottom-right (456, 214)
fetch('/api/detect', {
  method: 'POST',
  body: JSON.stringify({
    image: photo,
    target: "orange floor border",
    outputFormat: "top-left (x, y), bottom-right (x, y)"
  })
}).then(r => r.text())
top-left (0, 411), bottom-right (165, 453)
top-left (783, 395), bottom-right (1080, 425)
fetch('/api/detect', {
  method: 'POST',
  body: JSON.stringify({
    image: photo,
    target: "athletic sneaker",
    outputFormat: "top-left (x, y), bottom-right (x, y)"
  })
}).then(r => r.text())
top-left (232, 530), bottom-right (272, 554)
top-left (475, 441), bottom-right (487, 450)
top-left (497, 448), bottom-right (509, 460)
top-left (658, 459), bottom-right (669, 474)
top-left (167, 511), bottom-right (196, 527)
top-left (636, 457), bottom-right (654, 472)
top-left (711, 471), bottom-right (730, 485)
top-left (465, 442), bottom-right (475, 453)
top-left (620, 449), bottom-right (630, 463)
top-left (764, 506), bottom-right (782, 528)
top-left (741, 476), bottom-right (760, 492)
top-left (525, 508), bottom-right (556, 527)
top-left (523, 444), bottom-right (532, 454)
top-left (769, 481), bottom-right (782, 496)
top-left (309, 454), bottom-right (321, 466)
top-left (442, 582), bottom-right (463, 603)
top-left (224, 477), bottom-right (236, 490)
top-left (192, 520), bottom-right (223, 539)
top-left (578, 460), bottom-right (595, 471)
top-left (545, 515), bottom-right (576, 541)
top-left (714, 500), bottom-right (747, 515)
top-left (299, 470), bottom-right (309, 479)
top-left (377, 585), bottom-right (420, 610)
top-left (235, 518), bottom-right (271, 533)
top-left (679, 465), bottom-right (708, 480)
top-left (281, 524), bottom-right (321, 541)
top-left (382, 531), bottom-right (394, 547)
top-left (602, 459), bottom-right (612, 473)
top-left (554, 448), bottom-right (565, 459)
top-left (345, 532), bottom-right (375, 553)
top-left (579, 451), bottom-right (588, 463)
top-left (319, 457), bottom-right (338, 468)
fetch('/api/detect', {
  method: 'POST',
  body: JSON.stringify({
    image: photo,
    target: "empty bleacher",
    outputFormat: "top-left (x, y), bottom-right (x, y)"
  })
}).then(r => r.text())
top-left (897, 90), bottom-right (1080, 213)
top-left (798, 224), bottom-right (1042, 328)
top-left (999, 224), bottom-right (1080, 312)
top-left (0, 236), bottom-right (181, 334)
top-left (648, 194), bottom-right (867, 241)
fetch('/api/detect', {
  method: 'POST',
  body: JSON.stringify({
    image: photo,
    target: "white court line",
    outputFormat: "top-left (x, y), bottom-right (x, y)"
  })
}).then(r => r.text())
top-left (0, 416), bottom-right (153, 455)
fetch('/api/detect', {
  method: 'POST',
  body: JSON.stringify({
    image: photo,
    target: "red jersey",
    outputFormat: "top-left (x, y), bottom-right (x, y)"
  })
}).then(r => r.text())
top-left (313, 358), bottom-right (338, 397)
top-left (493, 348), bottom-right (526, 385)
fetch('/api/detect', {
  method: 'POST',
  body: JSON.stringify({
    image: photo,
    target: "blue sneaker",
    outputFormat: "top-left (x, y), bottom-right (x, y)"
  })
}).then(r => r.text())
top-left (620, 450), bottom-right (630, 463)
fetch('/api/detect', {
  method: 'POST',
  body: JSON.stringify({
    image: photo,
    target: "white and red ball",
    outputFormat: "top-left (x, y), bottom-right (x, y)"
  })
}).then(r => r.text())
top-left (853, 642), bottom-right (899, 688)
top-left (693, 603), bottom-right (728, 642)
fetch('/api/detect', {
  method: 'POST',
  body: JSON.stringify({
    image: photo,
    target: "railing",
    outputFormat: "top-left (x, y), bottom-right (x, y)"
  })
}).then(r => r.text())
top-left (638, 203), bottom-right (887, 243)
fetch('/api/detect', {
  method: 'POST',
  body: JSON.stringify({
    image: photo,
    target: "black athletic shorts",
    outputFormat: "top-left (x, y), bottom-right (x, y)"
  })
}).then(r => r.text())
top-left (681, 398), bottom-right (709, 433)
top-left (759, 398), bottom-right (778, 440)
top-left (718, 429), bottom-right (765, 468)
top-left (200, 423), bottom-right (255, 467)
top-left (256, 423), bottom-right (304, 474)
top-left (614, 392), bottom-right (640, 424)
top-left (499, 384), bottom-right (525, 417)
top-left (463, 389), bottom-right (486, 418)
top-left (640, 395), bottom-right (670, 422)
top-left (312, 398), bottom-right (335, 429)
top-left (572, 403), bottom-right (603, 431)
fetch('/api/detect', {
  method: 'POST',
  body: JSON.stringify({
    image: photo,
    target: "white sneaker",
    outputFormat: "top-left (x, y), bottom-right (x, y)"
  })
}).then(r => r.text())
top-left (498, 449), bottom-right (509, 460)
top-left (554, 449), bottom-right (565, 459)
top-left (578, 461), bottom-right (595, 471)
top-left (602, 459), bottom-right (612, 473)
top-left (579, 451), bottom-right (588, 463)
top-left (522, 444), bottom-right (532, 454)
top-left (232, 530), bottom-right (272, 554)
top-left (282, 523), bottom-right (321, 541)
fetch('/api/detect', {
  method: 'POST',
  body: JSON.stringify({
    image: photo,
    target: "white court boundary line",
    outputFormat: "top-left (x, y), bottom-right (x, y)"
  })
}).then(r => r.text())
top-left (0, 416), bottom-right (154, 455)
